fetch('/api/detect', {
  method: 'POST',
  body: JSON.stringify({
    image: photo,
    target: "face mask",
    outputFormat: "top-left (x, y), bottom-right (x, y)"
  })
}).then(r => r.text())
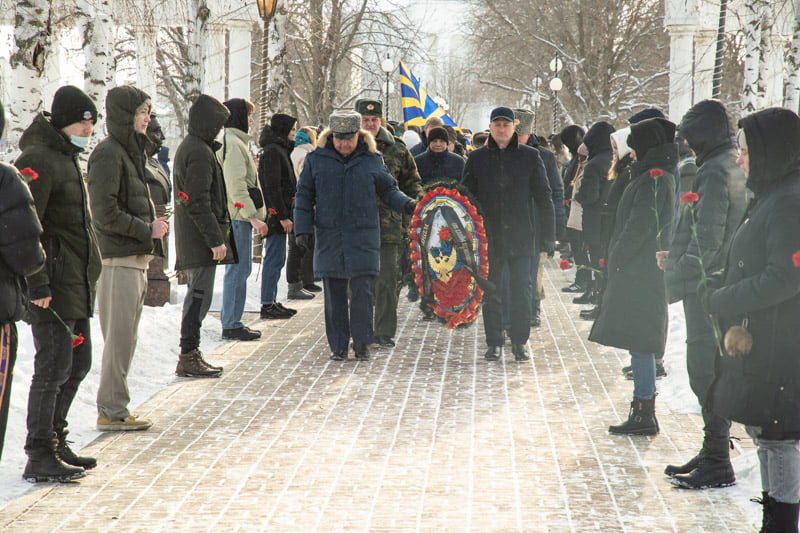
top-left (70, 135), bottom-right (90, 148)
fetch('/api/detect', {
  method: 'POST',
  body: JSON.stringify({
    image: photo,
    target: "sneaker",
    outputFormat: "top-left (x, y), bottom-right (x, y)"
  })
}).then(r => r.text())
top-left (97, 414), bottom-right (152, 431)
top-left (260, 303), bottom-right (293, 320)
top-left (222, 326), bottom-right (262, 340)
top-left (176, 349), bottom-right (223, 378)
top-left (274, 302), bottom-right (297, 316)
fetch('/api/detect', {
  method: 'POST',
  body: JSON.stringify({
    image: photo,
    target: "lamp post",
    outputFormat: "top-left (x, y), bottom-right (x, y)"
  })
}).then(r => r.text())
top-left (380, 55), bottom-right (394, 121)
top-left (257, 0), bottom-right (278, 128)
top-left (531, 76), bottom-right (542, 132)
top-left (549, 54), bottom-right (563, 134)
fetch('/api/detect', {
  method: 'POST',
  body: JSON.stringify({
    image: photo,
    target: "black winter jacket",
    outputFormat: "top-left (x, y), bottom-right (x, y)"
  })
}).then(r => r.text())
top-left (526, 136), bottom-right (566, 243)
top-left (708, 108), bottom-right (800, 437)
top-left (0, 163), bottom-right (45, 322)
top-left (666, 101), bottom-right (747, 302)
top-left (576, 122), bottom-right (615, 246)
top-left (173, 95), bottom-right (237, 270)
top-left (16, 113), bottom-right (102, 323)
top-left (414, 148), bottom-right (465, 185)
top-left (258, 126), bottom-right (296, 235)
top-left (462, 133), bottom-right (554, 259)
top-left (589, 144), bottom-right (676, 354)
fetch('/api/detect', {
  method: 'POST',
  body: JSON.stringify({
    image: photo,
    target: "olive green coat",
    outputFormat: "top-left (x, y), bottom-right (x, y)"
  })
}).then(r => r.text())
top-left (375, 127), bottom-right (422, 244)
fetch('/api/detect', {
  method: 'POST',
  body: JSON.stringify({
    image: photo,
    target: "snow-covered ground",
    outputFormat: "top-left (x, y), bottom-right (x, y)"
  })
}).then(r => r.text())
top-left (0, 267), bottom-right (762, 525)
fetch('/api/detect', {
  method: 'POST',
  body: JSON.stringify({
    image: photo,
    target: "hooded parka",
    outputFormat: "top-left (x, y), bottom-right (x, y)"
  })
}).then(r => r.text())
top-left (173, 94), bottom-right (236, 270)
top-left (87, 86), bottom-right (161, 259)
top-left (589, 141), bottom-right (677, 354)
top-left (666, 100), bottom-right (748, 302)
top-left (575, 121), bottom-right (615, 247)
top-left (258, 121), bottom-right (296, 235)
top-left (293, 130), bottom-right (414, 279)
top-left (707, 108), bottom-right (800, 437)
top-left (16, 112), bottom-right (102, 323)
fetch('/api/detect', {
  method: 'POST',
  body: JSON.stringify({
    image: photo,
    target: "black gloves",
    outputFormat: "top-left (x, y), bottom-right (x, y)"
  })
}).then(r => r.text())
top-left (295, 234), bottom-right (312, 252)
top-left (405, 200), bottom-right (417, 215)
top-left (541, 240), bottom-right (556, 256)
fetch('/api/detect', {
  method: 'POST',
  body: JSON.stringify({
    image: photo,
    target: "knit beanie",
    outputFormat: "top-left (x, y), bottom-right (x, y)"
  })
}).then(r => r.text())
top-left (270, 113), bottom-right (297, 140)
top-left (627, 118), bottom-right (676, 160)
top-left (51, 85), bottom-right (98, 129)
top-left (628, 108), bottom-right (665, 125)
top-left (427, 127), bottom-right (449, 144)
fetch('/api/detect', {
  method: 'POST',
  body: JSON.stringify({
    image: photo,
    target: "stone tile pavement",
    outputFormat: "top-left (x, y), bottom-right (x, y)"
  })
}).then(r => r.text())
top-left (0, 258), bottom-right (756, 532)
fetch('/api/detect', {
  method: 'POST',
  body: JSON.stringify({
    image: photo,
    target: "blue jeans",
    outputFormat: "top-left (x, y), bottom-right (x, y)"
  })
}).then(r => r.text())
top-left (629, 351), bottom-right (656, 400)
top-left (221, 220), bottom-right (252, 330)
top-left (747, 426), bottom-right (800, 503)
top-left (260, 233), bottom-right (287, 305)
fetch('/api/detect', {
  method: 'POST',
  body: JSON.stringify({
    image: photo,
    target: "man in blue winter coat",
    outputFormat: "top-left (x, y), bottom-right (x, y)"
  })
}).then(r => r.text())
top-left (293, 112), bottom-right (417, 361)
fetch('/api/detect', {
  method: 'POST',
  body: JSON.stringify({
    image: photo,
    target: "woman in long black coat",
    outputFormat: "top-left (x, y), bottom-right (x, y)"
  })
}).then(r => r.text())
top-left (589, 118), bottom-right (677, 436)
top-left (704, 108), bottom-right (800, 531)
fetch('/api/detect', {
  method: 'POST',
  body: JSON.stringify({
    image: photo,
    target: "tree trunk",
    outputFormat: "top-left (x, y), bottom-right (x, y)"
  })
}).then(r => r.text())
top-left (786, 5), bottom-right (800, 113)
top-left (186, 0), bottom-right (210, 103)
top-left (262, 5), bottom-right (289, 117)
top-left (76, 0), bottom-right (114, 145)
top-left (9, 0), bottom-right (52, 152)
top-left (741, 0), bottom-right (767, 113)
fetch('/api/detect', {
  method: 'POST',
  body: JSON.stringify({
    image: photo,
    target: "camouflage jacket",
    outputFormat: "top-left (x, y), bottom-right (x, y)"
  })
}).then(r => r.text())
top-left (375, 127), bottom-right (423, 244)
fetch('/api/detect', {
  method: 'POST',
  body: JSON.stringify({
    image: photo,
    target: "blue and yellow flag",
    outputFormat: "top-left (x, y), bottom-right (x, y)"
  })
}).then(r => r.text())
top-left (399, 60), bottom-right (458, 128)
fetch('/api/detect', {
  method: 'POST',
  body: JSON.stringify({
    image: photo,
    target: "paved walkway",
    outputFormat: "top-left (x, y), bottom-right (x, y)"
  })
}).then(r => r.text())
top-left (0, 259), bottom-right (755, 532)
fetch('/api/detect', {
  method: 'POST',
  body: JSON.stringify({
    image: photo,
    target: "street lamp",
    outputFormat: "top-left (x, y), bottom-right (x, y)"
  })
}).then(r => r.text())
top-left (256, 0), bottom-right (277, 19)
top-left (549, 54), bottom-right (563, 134)
top-left (380, 55), bottom-right (394, 121)
top-left (531, 76), bottom-right (542, 132)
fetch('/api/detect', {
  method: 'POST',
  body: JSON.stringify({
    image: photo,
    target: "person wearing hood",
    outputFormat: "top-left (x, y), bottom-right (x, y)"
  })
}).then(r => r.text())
top-left (357, 99), bottom-right (422, 349)
top-left (258, 112), bottom-right (303, 318)
top-left (514, 109), bottom-right (565, 327)
top-left (659, 100), bottom-right (747, 490)
top-left (559, 125), bottom-right (588, 293)
top-left (1, 101), bottom-right (47, 473)
top-left (173, 95), bottom-right (234, 379)
top-left (574, 121), bottom-right (616, 310)
top-left (88, 85), bottom-right (167, 431)
top-left (293, 112), bottom-right (417, 362)
top-left (414, 126), bottom-right (465, 185)
top-left (700, 108), bottom-right (800, 530)
top-left (218, 99), bottom-right (267, 339)
top-left (462, 106), bottom-right (555, 362)
top-left (143, 113), bottom-right (173, 306)
top-left (290, 126), bottom-right (317, 178)
top-left (589, 117), bottom-right (677, 436)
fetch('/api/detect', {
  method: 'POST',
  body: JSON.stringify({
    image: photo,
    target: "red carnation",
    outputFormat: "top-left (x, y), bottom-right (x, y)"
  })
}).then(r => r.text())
top-left (793, 250), bottom-right (800, 268)
top-left (233, 202), bottom-right (245, 209)
top-left (680, 192), bottom-right (700, 204)
top-left (439, 227), bottom-right (452, 242)
top-left (598, 258), bottom-right (606, 268)
top-left (564, 199), bottom-right (571, 206)
top-left (19, 167), bottom-right (39, 182)
top-left (650, 168), bottom-right (664, 178)
top-left (178, 191), bottom-right (189, 203)
top-left (268, 207), bottom-right (278, 216)
top-left (71, 334), bottom-right (85, 348)
top-left (559, 259), bottom-right (571, 271)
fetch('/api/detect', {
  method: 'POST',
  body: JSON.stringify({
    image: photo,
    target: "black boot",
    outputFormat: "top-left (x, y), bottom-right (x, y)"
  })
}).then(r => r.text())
top-left (609, 397), bottom-right (659, 436)
top-left (56, 430), bottom-right (97, 470)
top-left (670, 409), bottom-right (735, 488)
top-left (664, 450), bottom-right (704, 476)
top-left (579, 304), bottom-right (600, 320)
top-left (23, 439), bottom-right (86, 483)
top-left (573, 282), bottom-right (597, 304)
top-left (772, 500), bottom-right (800, 533)
top-left (751, 492), bottom-right (775, 533)
top-left (353, 342), bottom-right (369, 361)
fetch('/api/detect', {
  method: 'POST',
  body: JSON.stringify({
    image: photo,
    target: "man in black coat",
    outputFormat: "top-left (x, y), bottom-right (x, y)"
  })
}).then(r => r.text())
top-left (660, 100), bottom-right (748, 489)
top-left (462, 106), bottom-right (555, 362)
top-left (414, 127), bottom-right (465, 185)
top-left (0, 100), bottom-right (46, 464)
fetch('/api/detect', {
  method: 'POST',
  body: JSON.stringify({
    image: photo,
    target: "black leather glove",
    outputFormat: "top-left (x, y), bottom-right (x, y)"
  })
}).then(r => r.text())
top-left (542, 240), bottom-right (556, 256)
top-left (405, 200), bottom-right (417, 215)
top-left (295, 234), bottom-right (312, 253)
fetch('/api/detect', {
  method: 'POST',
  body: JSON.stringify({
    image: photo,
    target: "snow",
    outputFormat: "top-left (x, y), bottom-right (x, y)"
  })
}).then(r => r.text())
top-left (0, 269), bottom-right (762, 525)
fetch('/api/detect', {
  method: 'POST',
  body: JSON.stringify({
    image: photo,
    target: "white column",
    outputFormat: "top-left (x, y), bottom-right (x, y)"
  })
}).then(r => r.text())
top-left (227, 23), bottom-right (251, 100)
top-left (204, 23), bottom-right (226, 100)
top-left (693, 29), bottom-right (716, 102)
top-left (135, 25), bottom-right (158, 102)
top-left (668, 25), bottom-right (698, 123)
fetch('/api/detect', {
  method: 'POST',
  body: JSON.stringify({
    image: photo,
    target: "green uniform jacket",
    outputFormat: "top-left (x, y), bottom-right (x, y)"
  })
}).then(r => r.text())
top-left (87, 86), bottom-right (161, 259)
top-left (375, 127), bottom-right (422, 244)
top-left (173, 94), bottom-right (237, 270)
top-left (16, 112), bottom-right (102, 323)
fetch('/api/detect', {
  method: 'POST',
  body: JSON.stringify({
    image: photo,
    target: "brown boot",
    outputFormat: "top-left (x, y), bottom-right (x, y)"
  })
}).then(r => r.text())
top-left (176, 349), bottom-right (222, 378)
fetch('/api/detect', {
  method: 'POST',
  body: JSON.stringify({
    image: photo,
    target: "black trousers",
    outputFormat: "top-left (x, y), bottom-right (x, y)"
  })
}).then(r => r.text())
top-left (286, 232), bottom-right (314, 285)
top-left (484, 255), bottom-right (532, 347)
top-left (0, 323), bottom-right (17, 460)
top-left (26, 318), bottom-right (92, 449)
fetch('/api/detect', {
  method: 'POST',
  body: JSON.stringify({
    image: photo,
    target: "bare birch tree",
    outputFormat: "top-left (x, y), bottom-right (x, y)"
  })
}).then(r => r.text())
top-left (74, 0), bottom-right (114, 142)
top-left (786, 1), bottom-right (800, 112)
top-left (185, 0), bottom-right (210, 103)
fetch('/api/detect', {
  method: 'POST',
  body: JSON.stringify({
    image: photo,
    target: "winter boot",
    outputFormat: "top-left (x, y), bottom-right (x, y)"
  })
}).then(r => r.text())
top-left (609, 397), bottom-right (659, 436)
top-left (572, 279), bottom-right (597, 304)
top-left (176, 349), bottom-right (222, 378)
top-left (771, 500), bottom-right (800, 533)
top-left (288, 282), bottom-right (315, 300)
top-left (751, 492), bottom-right (775, 533)
top-left (670, 439), bottom-right (735, 489)
top-left (23, 440), bottom-right (86, 483)
top-left (665, 450), bottom-right (705, 476)
top-left (56, 430), bottom-right (97, 470)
